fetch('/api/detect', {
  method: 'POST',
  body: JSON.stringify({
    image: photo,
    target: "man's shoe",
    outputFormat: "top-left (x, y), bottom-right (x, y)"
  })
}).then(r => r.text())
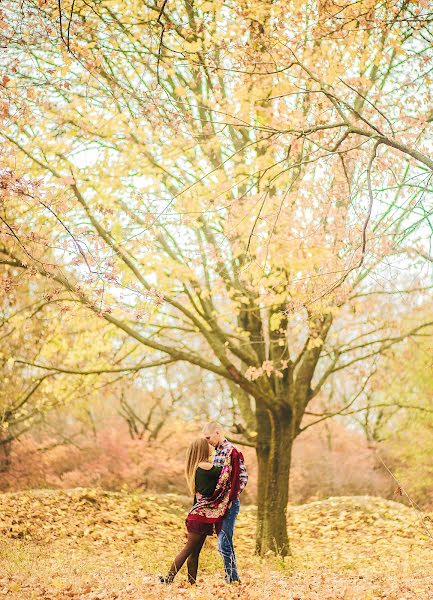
top-left (159, 575), bottom-right (172, 584)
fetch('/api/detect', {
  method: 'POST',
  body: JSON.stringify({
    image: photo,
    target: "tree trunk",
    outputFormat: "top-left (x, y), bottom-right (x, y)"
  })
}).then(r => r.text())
top-left (255, 403), bottom-right (293, 557)
top-left (0, 437), bottom-right (12, 472)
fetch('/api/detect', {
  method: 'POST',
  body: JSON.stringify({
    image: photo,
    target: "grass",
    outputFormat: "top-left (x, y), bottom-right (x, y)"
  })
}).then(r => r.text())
top-left (0, 489), bottom-right (432, 598)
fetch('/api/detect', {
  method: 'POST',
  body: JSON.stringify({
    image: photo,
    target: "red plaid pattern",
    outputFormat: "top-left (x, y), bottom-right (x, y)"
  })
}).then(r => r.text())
top-left (212, 439), bottom-right (248, 494)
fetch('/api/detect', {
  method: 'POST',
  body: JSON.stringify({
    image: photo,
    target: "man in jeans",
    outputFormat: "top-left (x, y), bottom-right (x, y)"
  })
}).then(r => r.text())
top-left (202, 421), bottom-right (248, 584)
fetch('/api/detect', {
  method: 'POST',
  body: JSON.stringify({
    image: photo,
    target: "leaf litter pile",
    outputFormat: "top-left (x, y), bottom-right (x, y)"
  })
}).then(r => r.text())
top-left (0, 489), bottom-right (432, 599)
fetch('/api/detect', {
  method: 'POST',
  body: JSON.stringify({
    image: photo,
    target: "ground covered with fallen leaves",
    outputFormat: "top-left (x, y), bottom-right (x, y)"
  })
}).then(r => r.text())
top-left (0, 489), bottom-right (432, 599)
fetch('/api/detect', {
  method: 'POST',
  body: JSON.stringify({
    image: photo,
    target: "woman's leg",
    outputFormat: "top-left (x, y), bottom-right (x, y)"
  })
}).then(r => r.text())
top-left (187, 534), bottom-right (206, 584)
top-left (162, 532), bottom-right (207, 583)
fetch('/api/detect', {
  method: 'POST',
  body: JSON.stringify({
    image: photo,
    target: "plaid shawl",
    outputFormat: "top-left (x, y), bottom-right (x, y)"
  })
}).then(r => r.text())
top-left (187, 446), bottom-right (242, 526)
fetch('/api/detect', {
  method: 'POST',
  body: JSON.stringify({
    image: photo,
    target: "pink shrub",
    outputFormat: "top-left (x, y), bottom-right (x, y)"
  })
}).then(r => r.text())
top-left (0, 417), bottom-right (396, 505)
top-left (290, 419), bottom-right (394, 503)
top-left (0, 419), bottom-right (193, 495)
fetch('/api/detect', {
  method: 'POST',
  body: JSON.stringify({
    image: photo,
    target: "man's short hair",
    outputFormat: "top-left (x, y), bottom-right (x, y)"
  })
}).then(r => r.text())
top-left (203, 421), bottom-right (223, 434)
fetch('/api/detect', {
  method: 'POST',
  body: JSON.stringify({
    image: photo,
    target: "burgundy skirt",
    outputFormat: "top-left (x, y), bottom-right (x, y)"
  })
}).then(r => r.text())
top-left (185, 517), bottom-right (222, 536)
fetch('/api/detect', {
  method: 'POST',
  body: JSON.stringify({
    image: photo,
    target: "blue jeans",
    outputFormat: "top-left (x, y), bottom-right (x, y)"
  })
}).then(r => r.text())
top-left (218, 498), bottom-right (240, 582)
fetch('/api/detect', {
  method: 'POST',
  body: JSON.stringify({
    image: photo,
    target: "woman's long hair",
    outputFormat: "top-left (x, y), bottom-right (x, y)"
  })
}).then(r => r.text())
top-left (185, 438), bottom-right (211, 495)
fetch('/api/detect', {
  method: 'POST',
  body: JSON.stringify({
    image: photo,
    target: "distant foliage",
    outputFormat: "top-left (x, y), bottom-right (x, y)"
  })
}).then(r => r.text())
top-left (0, 418), bottom-right (398, 505)
top-left (290, 420), bottom-right (394, 503)
top-left (0, 420), bottom-right (189, 495)
top-left (386, 420), bottom-right (433, 510)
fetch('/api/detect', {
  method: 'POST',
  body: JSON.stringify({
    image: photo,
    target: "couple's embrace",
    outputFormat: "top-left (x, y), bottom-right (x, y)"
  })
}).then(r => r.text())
top-left (159, 421), bottom-right (248, 585)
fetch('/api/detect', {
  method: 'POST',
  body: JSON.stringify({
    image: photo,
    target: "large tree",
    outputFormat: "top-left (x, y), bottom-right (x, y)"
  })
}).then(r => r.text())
top-left (1, 0), bottom-right (433, 554)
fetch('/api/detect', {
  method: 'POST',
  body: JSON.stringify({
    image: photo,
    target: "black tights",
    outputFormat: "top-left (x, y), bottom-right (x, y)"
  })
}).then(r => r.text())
top-left (165, 531), bottom-right (207, 584)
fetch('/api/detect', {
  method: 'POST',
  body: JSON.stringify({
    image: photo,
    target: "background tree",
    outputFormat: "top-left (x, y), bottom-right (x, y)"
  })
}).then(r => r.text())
top-left (362, 333), bottom-right (433, 508)
top-left (1, 0), bottom-right (433, 555)
top-left (0, 271), bottom-right (141, 466)
top-left (302, 307), bottom-right (433, 508)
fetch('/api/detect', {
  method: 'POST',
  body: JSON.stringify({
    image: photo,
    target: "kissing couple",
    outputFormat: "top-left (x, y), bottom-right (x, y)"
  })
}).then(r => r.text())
top-left (159, 421), bottom-right (248, 585)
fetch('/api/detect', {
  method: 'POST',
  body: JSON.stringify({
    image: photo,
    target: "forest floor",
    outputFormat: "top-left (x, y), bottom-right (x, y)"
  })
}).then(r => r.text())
top-left (0, 489), bottom-right (432, 599)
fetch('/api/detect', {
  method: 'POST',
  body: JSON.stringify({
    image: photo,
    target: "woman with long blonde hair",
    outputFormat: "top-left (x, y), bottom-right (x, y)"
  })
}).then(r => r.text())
top-left (159, 435), bottom-right (242, 585)
top-left (159, 437), bottom-right (222, 584)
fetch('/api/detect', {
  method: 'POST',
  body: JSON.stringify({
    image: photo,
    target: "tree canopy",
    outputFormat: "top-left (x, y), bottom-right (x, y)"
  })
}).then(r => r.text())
top-left (1, 0), bottom-right (432, 555)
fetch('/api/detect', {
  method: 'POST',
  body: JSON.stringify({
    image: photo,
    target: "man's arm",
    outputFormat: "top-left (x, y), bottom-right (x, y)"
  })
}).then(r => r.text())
top-left (239, 456), bottom-right (248, 493)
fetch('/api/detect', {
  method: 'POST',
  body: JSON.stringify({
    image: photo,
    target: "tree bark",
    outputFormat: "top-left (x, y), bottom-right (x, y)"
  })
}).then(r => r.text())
top-left (0, 437), bottom-right (12, 472)
top-left (255, 402), bottom-right (293, 557)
